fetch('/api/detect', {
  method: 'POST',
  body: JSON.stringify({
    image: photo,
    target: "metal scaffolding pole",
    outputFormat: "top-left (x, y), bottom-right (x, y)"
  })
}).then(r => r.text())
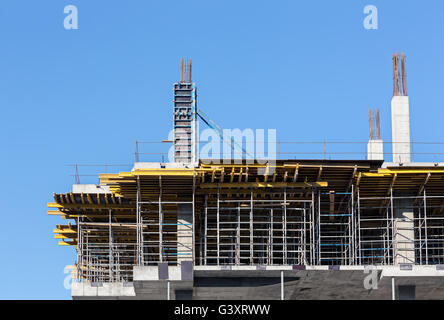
top-left (317, 191), bottom-right (321, 265)
top-left (347, 195), bottom-right (352, 265)
top-left (283, 187), bottom-right (287, 265)
top-left (159, 176), bottom-right (163, 263)
top-left (77, 215), bottom-right (81, 280)
top-left (424, 188), bottom-right (429, 264)
top-left (390, 187), bottom-right (395, 263)
top-left (385, 196), bottom-right (391, 265)
top-left (357, 188), bottom-right (362, 265)
top-left (136, 176), bottom-right (142, 265)
top-left (392, 277), bottom-right (395, 300)
top-left (351, 184), bottom-right (356, 265)
top-left (271, 208), bottom-right (274, 265)
top-left (204, 195), bottom-right (208, 265)
top-left (419, 198), bottom-right (422, 264)
top-left (109, 208), bottom-right (113, 281)
top-left (217, 187), bottom-right (220, 265)
top-left (311, 190), bottom-right (315, 265)
top-left (199, 211), bottom-right (203, 266)
top-left (303, 206), bottom-right (307, 264)
top-left (236, 202), bottom-right (241, 265)
top-left (86, 231), bottom-right (90, 280)
top-left (281, 271), bottom-right (284, 300)
top-left (192, 174), bottom-right (196, 264)
top-left (250, 188), bottom-right (253, 265)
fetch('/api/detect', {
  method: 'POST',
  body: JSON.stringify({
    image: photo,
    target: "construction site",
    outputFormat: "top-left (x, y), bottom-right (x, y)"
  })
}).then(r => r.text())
top-left (48, 55), bottom-right (444, 300)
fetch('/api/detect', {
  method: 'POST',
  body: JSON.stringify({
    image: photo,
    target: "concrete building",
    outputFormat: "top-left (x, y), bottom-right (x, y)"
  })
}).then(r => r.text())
top-left (48, 54), bottom-right (444, 300)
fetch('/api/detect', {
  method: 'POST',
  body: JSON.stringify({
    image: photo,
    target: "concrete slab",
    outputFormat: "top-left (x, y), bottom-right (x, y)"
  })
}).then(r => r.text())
top-left (72, 281), bottom-right (135, 299)
top-left (72, 265), bottom-right (444, 300)
top-left (72, 184), bottom-right (110, 194)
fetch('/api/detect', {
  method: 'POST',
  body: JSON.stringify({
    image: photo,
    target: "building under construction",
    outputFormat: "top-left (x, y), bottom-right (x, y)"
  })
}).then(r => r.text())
top-left (49, 55), bottom-right (444, 300)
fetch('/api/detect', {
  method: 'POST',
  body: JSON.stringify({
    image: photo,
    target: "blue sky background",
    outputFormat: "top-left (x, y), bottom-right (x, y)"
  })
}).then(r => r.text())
top-left (0, 0), bottom-right (443, 299)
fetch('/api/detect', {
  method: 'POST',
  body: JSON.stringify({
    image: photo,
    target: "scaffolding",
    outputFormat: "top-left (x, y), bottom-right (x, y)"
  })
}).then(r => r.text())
top-left (49, 160), bottom-right (444, 283)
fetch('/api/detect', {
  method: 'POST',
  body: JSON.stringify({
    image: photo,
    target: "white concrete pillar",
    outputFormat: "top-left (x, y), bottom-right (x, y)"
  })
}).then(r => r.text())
top-left (367, 139), bottom-right (384, 160)
top-left (393, 195), bottom-right (415, 265)
top-left (178, 204), bottom-right (193, 264)
top-left (391, 96), bottom-right (411, 164)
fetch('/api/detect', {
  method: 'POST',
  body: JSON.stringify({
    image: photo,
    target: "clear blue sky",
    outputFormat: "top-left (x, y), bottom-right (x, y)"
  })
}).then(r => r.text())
top-left (0, 0), bottom-right (443, 299)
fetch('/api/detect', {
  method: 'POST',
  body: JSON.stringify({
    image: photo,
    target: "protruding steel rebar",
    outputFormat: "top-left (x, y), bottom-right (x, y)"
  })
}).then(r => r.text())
top-left (180, 57), bottom-right (193, 83)
top-left (189, 58), bottom-right (192, 82)
top-left (369, 109), bottom-right (381, 140)
top-left (180, 57), bottom-right (184, 83)
top-left (401, 53), bottom-right (408, 96)
top-left (392, 53), bottom-right (408, 96)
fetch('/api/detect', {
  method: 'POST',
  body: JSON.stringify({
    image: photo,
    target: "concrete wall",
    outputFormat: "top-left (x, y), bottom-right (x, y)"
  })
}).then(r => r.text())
top-left (391, 96), bottom-right (411, 163)
top-left (72, 266), bottom-right (444, 300)
top-left (72, 282), bottom-right (135, 298)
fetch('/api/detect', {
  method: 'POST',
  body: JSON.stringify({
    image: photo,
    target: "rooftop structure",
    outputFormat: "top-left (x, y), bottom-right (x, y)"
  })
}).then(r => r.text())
top-left (48, 55), bottom-right (444, 300)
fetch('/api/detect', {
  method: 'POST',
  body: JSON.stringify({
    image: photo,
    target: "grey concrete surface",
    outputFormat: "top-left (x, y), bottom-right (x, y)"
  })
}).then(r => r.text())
top-left (72, 265), bottom-right (444, 300)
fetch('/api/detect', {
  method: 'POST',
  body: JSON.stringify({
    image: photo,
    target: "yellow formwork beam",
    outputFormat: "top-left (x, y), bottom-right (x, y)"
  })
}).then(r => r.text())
top-left (362, 168), bottom-right (444, 177)
top-left (58, 241), bottom-right (76, 246)
top-left (48, 202), bottom-right (134, 210)
top-left (100, 168), bottom-right (207, 179)
top-left (200, 181), bottom-right (327, 189)
top-left (55, 234), bottom-right (75, 239)
top-left (53, 227), bottom-right (76, 234)
top-left (47, 210), bottom-right (63, 215)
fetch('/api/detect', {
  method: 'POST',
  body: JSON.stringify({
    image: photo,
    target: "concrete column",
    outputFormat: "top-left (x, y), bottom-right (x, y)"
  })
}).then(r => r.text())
top-left (393, 193), bottom-right (415, 265)
top-left (178, 204), bottom-right (193, 264)
top-left (367, 139), bottom-right (384, 160)
top-left (391, 96), bottom-right (411, 164)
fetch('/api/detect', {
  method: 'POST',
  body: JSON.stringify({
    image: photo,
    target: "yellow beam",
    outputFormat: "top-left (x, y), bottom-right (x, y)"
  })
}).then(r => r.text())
top-left (69, 192), bottom-right (75, 204)
top-left (293, 164), bottom-right (299, 182)
top-left (58, 241), bottom-right (76, 246)
top-left (101, 168), bottom-right (208, 178)
top-left (55, 234), bottom-right (75, 239)
top-left (362, 169), bottom-right (444, 177)
top-left (200, 181), bottom-right (327, 189)
top-left (230, 168), bottom-right (235, 183)
top-left (47, 210), bottom-right (63, 215)
top-left (48, 202), bottom-right (134, 210)
top-left (54, 227), bottom-right (76, 233)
